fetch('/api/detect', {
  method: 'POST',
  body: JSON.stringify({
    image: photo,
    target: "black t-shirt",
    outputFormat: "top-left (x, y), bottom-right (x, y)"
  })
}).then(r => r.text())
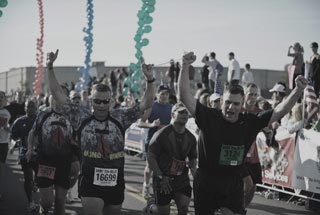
top-left (5, 103), bottom-right (25, 125)
top-left (149, 124), bottom-right (197, 189)
top-left (195, 101), bottom-right (273, 176)
top-left (149, 124), bottom-right (197, 176)
top-left (201, 65), bottom-right (209, 83)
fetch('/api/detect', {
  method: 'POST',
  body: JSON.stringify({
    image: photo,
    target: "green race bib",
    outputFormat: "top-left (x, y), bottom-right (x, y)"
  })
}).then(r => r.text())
top-left (219, 144), bottom-right (245, 166)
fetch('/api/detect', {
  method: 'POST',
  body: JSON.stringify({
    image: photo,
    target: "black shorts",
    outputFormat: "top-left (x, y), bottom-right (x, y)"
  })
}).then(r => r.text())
top-left (20, 159), bottom-right (38, 173)
top-left (35, 156), bottom-right (72, 189)
top-left (193, 168), bottom-right (246, 215)
top-left (154, 181), bottom-right (192, 206)
top-left (245, 162), bottom-right (262, 184)
top-left (78, 178), bottom-right (125, 205)
top-left (0, 143), bottom-right (8, 163)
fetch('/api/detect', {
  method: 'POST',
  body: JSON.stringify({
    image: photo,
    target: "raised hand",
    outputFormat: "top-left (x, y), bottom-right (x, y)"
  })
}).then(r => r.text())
top-left (183, 52), bottom-right (196, 65)
top-left (295, 75), bottom-right (307, 91)
top-left (141, 59), bottom-right (154, 81)
top-left (46, 49), bottom-right (59, 67)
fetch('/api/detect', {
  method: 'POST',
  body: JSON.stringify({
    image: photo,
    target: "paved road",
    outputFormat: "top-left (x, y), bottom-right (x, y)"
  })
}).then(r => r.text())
top-left (0, 150), bottom-right (318, 215)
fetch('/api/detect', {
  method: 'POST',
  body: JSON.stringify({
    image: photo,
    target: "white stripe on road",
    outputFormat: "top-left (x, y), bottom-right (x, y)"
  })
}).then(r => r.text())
top-left (125, 184), bottom-right (147, 203)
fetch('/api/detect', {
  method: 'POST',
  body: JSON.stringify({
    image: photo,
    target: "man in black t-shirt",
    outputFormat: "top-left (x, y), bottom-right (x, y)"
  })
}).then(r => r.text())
top-left (178, 52), bottom-right (307, 215)
top-left (148, 102), bottom-right (197, 215)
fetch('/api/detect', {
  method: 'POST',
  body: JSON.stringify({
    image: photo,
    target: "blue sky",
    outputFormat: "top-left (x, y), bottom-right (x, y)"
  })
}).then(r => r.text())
top-left (0, 0), bottom-right (319, 72)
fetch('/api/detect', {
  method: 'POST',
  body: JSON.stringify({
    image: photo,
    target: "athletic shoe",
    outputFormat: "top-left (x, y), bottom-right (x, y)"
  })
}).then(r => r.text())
top-left (142, 184), bottom-right (151, 199)
top-left (66, 191), bottom-right (74, 204)
top-left (39, 206), bottom-right (49, 214)
top-left (28, 201), bottom-right (38, 212)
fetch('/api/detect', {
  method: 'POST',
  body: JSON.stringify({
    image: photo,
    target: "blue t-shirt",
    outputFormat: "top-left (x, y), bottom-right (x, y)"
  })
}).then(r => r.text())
top-left (146, 101), bottom-right (172, 144)
top-left (11, 115), bottom-right (36, 160)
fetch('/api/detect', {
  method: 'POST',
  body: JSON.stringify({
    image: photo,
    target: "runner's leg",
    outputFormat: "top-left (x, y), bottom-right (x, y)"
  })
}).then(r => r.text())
top-left (21, 161), bottom-right (34, 202)
top-left (103, 204), bottom-right (122, 215)
top-left (81, 197), bottom-right (104, 215)
top-left (39, 186), bottom-right (54, 212)
top-left (174, 192), bottom-right (190, 215)
top-left (143, 160), bottom-right (153, 198)
top-left (54, 185), bottom-right (68, 215)
top-left (221, 207), bottom-right (242, 215)
top-left (156, 204), bottom-right (170, 215)
top-left (244, 185), bottom-right (256, 208)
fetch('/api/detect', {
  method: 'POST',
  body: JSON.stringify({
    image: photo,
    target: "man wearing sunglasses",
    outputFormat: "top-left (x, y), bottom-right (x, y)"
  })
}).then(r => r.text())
top-left (46, 50), bottom-right (156, 215)
top-left (147, 102), bottom-right (197, 215)
top-left (178, 52), bottom-right (307, 215)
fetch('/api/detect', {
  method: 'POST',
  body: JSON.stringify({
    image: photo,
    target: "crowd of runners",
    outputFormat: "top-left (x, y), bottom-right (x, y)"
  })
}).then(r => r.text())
top-left (0, 41), bottom-right (319, 215)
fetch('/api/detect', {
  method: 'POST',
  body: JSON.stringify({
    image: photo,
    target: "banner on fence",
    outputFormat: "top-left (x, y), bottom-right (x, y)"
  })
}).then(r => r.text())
top-left (256, 127), bottom-right (296, 188)
top-left (292, 129), bottom-right (320, 194)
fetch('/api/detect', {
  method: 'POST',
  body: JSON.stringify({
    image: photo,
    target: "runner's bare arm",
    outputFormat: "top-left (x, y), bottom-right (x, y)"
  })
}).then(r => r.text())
top-left (136, 108), bottom-right (156, 128)
top-left (178, 52), bottom-right (197, 116)
top-left (139, 62), bottom-right (156, 112)
top-left (26, 129), bottom-right (38, 162)
top-left (137, 118), bottom-right (160, 128)
top-left (148, 150), bottom-right (172, 194)
top-left (47, 49), bottom-right (68, 105)
top-left (147, 151), bottom-right (163, 177)
top-left (269, 75), bottom-right (307, 125)
top-left (287, 45), bottom-right (298, 57)
top-left (188, 158), bottom-right (197, 178)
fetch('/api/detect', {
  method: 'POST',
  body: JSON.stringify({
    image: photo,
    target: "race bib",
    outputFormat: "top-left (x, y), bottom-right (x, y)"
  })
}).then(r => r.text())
top-left (219, 145), bottom-right (244, 166)
top-left (93, 167), bottom-right (118, 187)
top-left (170, 158), bottom-right (186, 176)
top-left (37, 165), bottom-right (56, 180)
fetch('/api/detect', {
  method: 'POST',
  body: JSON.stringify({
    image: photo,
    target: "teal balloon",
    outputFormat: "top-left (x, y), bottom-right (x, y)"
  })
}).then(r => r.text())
top-left (143, 25), bottom-right (152, 33)
top-left (131, 83), bottom-right (140, 92)
top-left (134, 34), bottom-right (142, 42)
top-left (147, 0), bottom-right (156, 6)
top-left (124, 77), bottom-right (131, 86)
top-left (135, 43), bottom-right (142, 50)
top-left (135, 52), bottom-right (142, 59)
top-left (144, 16), bottom-right (153, 24)
top-left (137, 11), bottom-right (145, 19)
top-left (136, 50), bottom-right (143, 57)
top-left (138, 20), bottom-right (145, 27)
top-left (133, 92), bottom-right (140, 99)
top-left (141, 38), bottom-right (149, 46)
top-left (122, 87), bottom-right (129, 96)
top-left (147, 6), bottom-right (155, 13)
top-left (129, 63), bottom-right (136, 71)
top-left (133, 71), bottom-right (143, 80)
top-left (137, 28), bottom-right (143, 35)
top-left (0, 0), bottom-right (8, 7)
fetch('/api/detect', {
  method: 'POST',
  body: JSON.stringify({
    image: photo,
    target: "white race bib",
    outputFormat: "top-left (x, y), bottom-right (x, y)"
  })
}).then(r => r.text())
top-left (93, 167), bottom-right (118, 187)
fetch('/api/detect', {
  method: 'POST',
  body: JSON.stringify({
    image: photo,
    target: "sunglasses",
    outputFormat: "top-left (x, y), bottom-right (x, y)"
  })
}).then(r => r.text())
top-left (92, 99), bottom-right (111, 104)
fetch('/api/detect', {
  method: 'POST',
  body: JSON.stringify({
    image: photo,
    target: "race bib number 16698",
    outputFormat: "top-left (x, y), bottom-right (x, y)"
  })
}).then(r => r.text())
top-left (93, 167), bottom-right (118, 187)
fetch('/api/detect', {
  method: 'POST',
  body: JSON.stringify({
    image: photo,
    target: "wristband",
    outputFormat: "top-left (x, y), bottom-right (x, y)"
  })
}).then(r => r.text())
top-left (147, 78), bottom-right (155, 83)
